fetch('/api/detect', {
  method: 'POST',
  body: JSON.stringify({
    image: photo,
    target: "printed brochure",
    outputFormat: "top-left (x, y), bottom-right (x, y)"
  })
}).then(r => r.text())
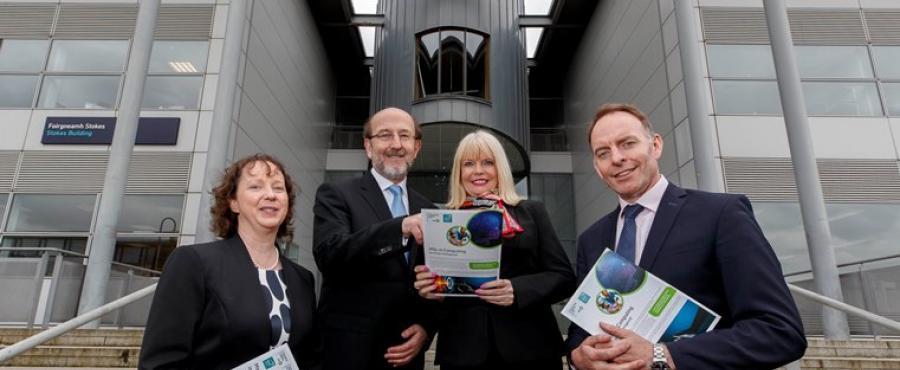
top-left (422, 208), bottom-right (503, 297)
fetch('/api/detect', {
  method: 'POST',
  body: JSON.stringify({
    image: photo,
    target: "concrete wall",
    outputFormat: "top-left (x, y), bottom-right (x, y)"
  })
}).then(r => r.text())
top-left (564, 0), bottom-right (692, 234)
top-left (225, 0), bottom-right (335, 276)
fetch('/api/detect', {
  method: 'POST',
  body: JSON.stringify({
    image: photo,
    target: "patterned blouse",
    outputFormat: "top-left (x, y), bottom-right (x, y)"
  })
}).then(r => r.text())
top-left (257, 268), bottom-right (292, 348)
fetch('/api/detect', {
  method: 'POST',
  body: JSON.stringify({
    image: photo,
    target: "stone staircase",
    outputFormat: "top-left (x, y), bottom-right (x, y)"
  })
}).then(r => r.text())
top-left (1, 329), bottom-right (898, 369)
top-left (0, 328), bottom-right (140, 368)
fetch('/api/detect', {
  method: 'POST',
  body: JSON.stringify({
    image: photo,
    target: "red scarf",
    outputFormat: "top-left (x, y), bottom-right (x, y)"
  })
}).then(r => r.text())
top-left (460, 193), bottom-right (524, 239)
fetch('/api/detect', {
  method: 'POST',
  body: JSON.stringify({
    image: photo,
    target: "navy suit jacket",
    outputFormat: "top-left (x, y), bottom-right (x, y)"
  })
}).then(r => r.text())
top-left (313, 172), bottom-right (436, 370)
top-left (566, 184), bottom-right (806, 369)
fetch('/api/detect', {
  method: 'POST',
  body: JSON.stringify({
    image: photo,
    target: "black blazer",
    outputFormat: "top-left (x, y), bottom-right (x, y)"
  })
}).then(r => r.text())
top-left (434, 200), bottom-right (575, 367)
top-left (313, 172), bottom-right (437, 370)
top-left (139, 236), bottom-right (321, 370)
top-left (566, 184), bottom-right (806, 369)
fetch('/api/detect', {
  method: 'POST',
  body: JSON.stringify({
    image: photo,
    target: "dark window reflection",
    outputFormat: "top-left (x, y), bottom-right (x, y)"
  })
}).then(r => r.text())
top-left (114, 237), bottom-right (177, 271)
top-left (466, 32), bottom-right (488, 99)
top-left (416, 32), bottom-right (439, 98)
top-left (415, 28), bottom-right (489, 101)
top-left (440, 30), bottom-right (465, 95)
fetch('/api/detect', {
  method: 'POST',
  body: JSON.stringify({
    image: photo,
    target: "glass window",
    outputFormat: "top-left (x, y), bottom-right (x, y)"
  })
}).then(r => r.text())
top-left (1, 236), bottom-right (87, 257)
top-left (707, 44), bottom-right (776, 78)
top-left (0, 39), bottom-right (50, 72)
top-left (0, 193), bottom-right (8, 230)
top-left (883, 83), bottom-right (900, 117)
top-left (712, 80), bottom-right (782, 115)
top-left (873, 46), bottom-right (900, 80)
top-left (415, 32), bottom-right (439, 98)
top-left (47, 40), bottom-right (128, 72)
top-left (0, 75), bottom-right (38, 108)
top-left (440, 30), bottom-right (465, 95)
top-left (149, 41), bottom-right (209, 73)
top-left (795, 46), bottom-right (873, 79)
top-left (117, 195), bottom-right (184, 233)
top-left (466, 32), bottom-right (488, 99)
top-left (114, 237), bottom-right (177, 271)
top-left (141, 76), bottom-right (202, 109)
top-left (755, 202), bottom-right (900, 275)
top-left (38, 75), bottom-right (120, 109)
top-left (802, 82), bottom-right (881, 116)
top-left (6, 194), bottom-right (96, 232)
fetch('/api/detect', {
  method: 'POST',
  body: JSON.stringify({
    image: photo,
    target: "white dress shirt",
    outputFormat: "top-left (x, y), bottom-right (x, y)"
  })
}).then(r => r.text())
top-left (615, 175), bottom-right (669, 265)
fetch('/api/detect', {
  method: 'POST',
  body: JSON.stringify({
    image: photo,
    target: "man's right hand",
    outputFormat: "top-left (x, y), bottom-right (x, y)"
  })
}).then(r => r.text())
top-left (402, 214), bottom-right (424, 245)
top-left (570, 334), bottom-right (646, 370)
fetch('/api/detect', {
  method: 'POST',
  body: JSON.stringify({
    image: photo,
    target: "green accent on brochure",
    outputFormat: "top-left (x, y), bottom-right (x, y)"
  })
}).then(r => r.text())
top-left (469, 261), bottom-right (499, 269)
top-left (650, 287), bottom-right (676, 317)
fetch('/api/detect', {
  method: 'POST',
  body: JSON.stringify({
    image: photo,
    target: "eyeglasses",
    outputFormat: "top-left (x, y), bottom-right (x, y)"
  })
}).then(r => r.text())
top-left (368, 131), bottom-right (416, 143)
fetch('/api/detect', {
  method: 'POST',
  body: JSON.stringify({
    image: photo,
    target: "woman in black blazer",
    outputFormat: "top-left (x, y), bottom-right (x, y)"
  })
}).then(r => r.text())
top-left (139, 154), bottom-right (320, 370)
top-left (413, 131), bottom-right (575, 370)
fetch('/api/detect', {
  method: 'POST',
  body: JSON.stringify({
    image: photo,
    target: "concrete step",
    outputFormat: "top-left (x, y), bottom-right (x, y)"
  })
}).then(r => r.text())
top-left (800, 357), bottom-right (900, 369)
top-left (0, 346), bottom-right (139, 368)
top-left (0, 329), bottom-right (143, 348)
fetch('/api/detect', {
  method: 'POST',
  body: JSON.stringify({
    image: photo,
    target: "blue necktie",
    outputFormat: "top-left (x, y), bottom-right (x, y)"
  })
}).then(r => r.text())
top-left (617, 204), bottom-right (644, 263)
top-left (387, 185), bottom-right (410, 262)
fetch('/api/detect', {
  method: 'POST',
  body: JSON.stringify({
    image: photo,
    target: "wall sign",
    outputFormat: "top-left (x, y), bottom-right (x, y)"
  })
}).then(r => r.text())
top-left (42, 117), bottom-right (180, 145)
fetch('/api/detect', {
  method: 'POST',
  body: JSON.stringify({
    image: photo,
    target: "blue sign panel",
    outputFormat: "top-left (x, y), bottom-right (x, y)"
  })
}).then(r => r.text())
top-left (42, 117), bottom-right (180, 145)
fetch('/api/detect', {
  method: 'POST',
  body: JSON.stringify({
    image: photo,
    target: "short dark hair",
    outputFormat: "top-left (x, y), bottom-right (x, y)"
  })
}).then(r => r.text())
top-left (587, 103), bottom-right (655, 146)
top-left (362, 107), bottom-right (423, 140)
top-left (210, 153), bottom-right (296, 241)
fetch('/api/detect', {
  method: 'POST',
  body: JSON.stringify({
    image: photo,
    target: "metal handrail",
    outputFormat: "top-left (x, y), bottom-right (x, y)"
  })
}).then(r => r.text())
top-left (784, 254), bottom-right (900, 278)
top-left (788, 283), bottom-right (900, 333)
top-left (0, 247), bottom-right (87, 258)
top-left (0, 283), bottom-right (157, 362)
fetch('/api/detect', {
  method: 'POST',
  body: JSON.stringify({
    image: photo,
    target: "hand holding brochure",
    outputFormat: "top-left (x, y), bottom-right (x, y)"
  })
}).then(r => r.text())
top-left (562, 248), bottom-right (720, 343)
top-left (231, 343), bottom-right (299, 370)
top-left (422, 208), bottom-right (502, 297)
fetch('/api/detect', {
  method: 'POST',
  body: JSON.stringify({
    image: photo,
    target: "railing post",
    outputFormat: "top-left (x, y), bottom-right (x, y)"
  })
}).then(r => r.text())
top-left (41, 253), bottom-right (65, 329)
top-left (27, 252), bottom-right (49, 329)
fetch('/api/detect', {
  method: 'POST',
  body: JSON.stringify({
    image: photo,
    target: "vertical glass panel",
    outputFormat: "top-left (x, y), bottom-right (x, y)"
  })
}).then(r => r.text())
top-left (883, 83), bottom-right (900, 117)
top-left (0, 75), bottom-right (38, 108)
top-left (711, 80), bottom-right (782, 115)
top-left (114, 237), bottom-right (177, 271)
top-left (1, 237), bottom-right (87, 257)
top-left (706, 45), bottom-right (776, 78)
top-left (0, 194), bottom-right (8, 231)
top-left (525, 27), bottom-right (544, 59)
top-left (873, 46), bottom-right (900, 80)
top-left (141, 76), bottom-right (202, 109)
top-left (440, 29), bottom-right (465, 94)
top-left (350, 0), bottom-right (378, 14)
top-left (415, 32), bottom-right (439, 98)
top-left (6, 194), bottom-right (96, 232)
top-left (795, 46), bottom-right (872, 79)
top-left (802, 82), bottom-right (881, 116)
top-left (47, 40), bottom-right (128, 72)
top-left (358, 26), bottom-right (376, 58)
top-left (466, 32), bottom-right (488, 99)
top-left (117, 195), bottom-right (184, 233)
top-left (0, 39), bottom-right (50, 72)
top-left (524, 0), bottom-right (555, 15)
top-left (149, 41), bottom-right (209, 73)
top-left (38, 75), bottom-right (120, 109)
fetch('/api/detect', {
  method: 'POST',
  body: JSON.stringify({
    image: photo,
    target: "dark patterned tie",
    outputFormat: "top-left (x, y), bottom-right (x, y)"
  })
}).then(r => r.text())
top-left (617, 204), bottom-right (644, 263)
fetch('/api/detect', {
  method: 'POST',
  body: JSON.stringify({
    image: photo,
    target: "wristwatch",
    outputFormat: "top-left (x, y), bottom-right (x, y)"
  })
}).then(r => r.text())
top-left (650, 343), bottom-right (669, 370)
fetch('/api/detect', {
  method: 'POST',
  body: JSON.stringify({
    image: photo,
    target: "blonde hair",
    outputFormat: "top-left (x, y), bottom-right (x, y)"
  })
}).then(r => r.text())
top-left (446, 130), bottom-right (523, 209)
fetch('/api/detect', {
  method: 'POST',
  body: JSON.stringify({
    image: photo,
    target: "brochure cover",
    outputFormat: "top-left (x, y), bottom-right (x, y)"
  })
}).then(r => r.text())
top-left (562, 248), bottom-right (720, 343)
top-left (422, 208), bottom-right (503, 297)
top-left (231, 343), bottom-right (299, 370)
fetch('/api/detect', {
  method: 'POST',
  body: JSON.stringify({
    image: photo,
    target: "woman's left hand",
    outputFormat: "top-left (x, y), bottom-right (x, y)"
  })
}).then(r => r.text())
top-left (475, 279), bottom-right (515, 307)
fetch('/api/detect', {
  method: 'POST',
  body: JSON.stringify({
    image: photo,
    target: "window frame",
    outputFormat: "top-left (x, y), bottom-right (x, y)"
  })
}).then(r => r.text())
top-left (141, 40), bottom-right (209, 110)
top-left (0, 38), bottom-right (52, 109)
top-left (414, 27), bottom-right (491, 103)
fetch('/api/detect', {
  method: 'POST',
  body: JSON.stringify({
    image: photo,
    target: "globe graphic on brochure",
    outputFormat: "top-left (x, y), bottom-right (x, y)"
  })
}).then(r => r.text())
top-left (467, 210), bottom-right (503, 247)
top-left (594, 250), bottom-right (646, 294)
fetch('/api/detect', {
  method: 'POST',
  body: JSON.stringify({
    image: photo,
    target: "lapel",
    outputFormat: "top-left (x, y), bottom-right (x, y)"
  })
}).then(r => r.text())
top-left (359, 171), bottom-right (393, 221)
top-left (599, 210), bottom-right (618, 253)
top-left (223, 236), bottom-right (272, 346)
top-left (277, 256), bottom-right (306, 335)
top-left (639, 184), bottom-right (687, 271)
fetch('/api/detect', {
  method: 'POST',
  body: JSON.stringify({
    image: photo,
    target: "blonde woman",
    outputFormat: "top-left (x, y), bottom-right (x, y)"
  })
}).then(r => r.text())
top-left (413, 130), bottom-right (575, 370)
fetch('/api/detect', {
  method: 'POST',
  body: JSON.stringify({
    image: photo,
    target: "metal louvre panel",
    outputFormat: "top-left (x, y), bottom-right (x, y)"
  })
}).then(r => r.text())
top-left (126, 152), bottom-right (191, 193)
top-left (788, 9), bottom-right (866, 45)
top-left (53, 4), bottom-right (137, 39)
top-left (0, 3), bottom-right (56, 38)
top-left (15, 152), bottom-right (108, 193)
top-left (0, 151), bottom-right (20, 192)
top-left (722, 158), bottom-right (900, 202)
top-left (701, 8), bottom-right (770, 44)
top-left (864, 11), bottom-right (900, 45)
top-left (155, 5), bottom-right (215, 40)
